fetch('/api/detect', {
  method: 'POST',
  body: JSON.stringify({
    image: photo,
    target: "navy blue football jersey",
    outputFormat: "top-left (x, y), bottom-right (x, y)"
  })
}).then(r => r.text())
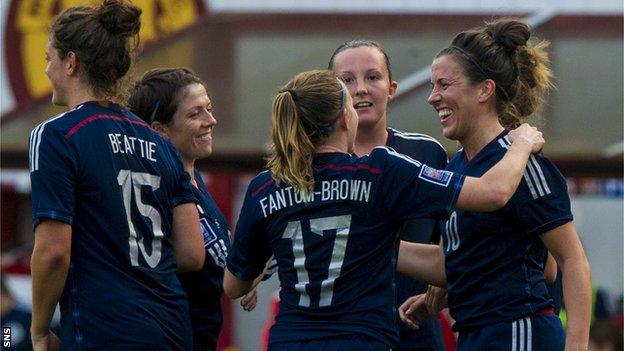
top-left (442, 130), bottom-right (573, 332)
top-left (29, 101), bottom-right (195, 350)
top-left (227, 147), bottom-right (465, 347)
top-left (386, 128), bottom-right (448, 350)
top-left (178, 170), bottom-right (230, 351)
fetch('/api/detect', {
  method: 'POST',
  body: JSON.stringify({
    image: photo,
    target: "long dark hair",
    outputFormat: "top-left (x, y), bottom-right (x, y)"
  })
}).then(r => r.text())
top-left (438, 19), bottom-right (554, 128)
top-left (128, 67), bottom-right (204, 124)
top-left (50, 0), bottom-right (141, 98)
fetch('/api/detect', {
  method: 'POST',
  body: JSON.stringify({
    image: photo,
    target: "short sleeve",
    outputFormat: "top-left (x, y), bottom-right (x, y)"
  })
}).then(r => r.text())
top-left (226, 183), bottom-right (272, 281)
top-left (509, 154), bottom-right (573, 236)
top-left (29, 124), bottom-right (78, 229)
top-left (375, 147), bottom-right (465, 222)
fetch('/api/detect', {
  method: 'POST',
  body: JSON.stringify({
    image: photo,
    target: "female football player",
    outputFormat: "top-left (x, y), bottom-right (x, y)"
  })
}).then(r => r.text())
top-left (29, 2), bottom-right (203, 350)
top-left (129, 67), bottom-right (257, 351)
top-left (329, 39), bottom-right (447, 350)
top-left (399, 18), bottom-right (591, 351)
top-left (223, 69), bottom-right (544, 350)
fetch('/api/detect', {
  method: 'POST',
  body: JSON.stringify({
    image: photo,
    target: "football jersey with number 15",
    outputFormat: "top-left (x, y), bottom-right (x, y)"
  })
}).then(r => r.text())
top-left (29, 101), bottom-right (195, 350)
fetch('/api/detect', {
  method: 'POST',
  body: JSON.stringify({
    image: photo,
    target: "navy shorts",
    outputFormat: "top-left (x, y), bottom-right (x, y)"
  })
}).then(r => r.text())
top-left (269, 335), bottom-right (390, 351)
top-left (458, 314), bottom-right (564, 351)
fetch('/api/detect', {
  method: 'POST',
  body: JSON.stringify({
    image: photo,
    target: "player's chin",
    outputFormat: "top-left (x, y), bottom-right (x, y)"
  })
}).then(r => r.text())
top-left (357, 113), bottom-right (382, 128)
top-left (441, 125), bottom-right (458, 141)
top-left (195, 145), bottom-right (213, 159)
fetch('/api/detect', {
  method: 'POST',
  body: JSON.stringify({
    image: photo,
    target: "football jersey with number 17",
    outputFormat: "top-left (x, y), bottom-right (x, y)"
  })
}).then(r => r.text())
top-left (227, 147), bottom-right (465, 348)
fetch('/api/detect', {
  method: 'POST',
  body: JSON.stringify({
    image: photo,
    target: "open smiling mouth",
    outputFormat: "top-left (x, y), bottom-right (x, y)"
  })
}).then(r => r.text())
top-left (439, 108), bottom-right (452, 123)
top-left (354, 102), bottom-right (372, 110)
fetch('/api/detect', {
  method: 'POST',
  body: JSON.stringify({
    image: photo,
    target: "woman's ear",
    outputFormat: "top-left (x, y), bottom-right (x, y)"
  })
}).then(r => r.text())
top-left (387, 80), bottom-right (398, 102)
top-left (477, 79), bottom-right (496, 103)
top-left (151, 121), bottom-right (169, 139)
top-left (338, 108), bottom-right (350, 130)
top-left (65, 51), bottom-right (79, 76)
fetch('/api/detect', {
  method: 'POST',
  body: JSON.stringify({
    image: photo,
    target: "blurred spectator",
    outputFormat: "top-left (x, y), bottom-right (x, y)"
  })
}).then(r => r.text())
top-left (588, 317), bottom-right (622, 351)
top-left (560, 284), bottom-right (612, 328)
top-left (260, 291), bottom-right (280, 351)
top-left (1, 275), bottom-right (32, 351)
top-left (614, 295), bottom-right (623, 332)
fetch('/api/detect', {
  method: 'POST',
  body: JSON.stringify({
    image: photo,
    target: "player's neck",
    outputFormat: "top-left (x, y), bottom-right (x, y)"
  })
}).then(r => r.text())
top-left (315, 144), bottom-right (349, 154)
top-left (66, 84), bottom-right (99, 109)
top-left (182, 159), bottom-right (198, 188)
top-left (354, 124), bottom-right (388, 156)
top-left (315, 128), bottom-right (351, 154)
top-left (461, 118), bottom-right (504, 160)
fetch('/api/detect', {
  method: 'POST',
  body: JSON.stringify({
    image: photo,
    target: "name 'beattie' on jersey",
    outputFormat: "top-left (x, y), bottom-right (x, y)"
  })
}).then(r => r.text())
top-left (108, 133), bottom-right (157, 162)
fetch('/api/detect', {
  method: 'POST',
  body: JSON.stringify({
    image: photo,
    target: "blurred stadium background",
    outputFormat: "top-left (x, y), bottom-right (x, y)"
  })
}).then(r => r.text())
top-left (1, 1), bottom-right (622, 350)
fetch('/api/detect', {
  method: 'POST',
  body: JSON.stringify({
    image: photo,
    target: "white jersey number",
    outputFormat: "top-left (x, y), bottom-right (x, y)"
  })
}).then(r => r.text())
top-left (117, 169), bottom-right (164, 268)
top-left (443, 211), bottom-right (460, 252)
top-left (282, 214), bottom-right (352, 307)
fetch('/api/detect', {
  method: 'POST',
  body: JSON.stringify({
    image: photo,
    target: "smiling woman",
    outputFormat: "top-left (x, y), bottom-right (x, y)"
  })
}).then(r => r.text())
top-left (128, 68), bottom-right (216, 175)
top-left (400, 18), bottom-right (592, 351)
top-left (222, 69), bottom-right (545, 351)
top-left (128, 67), bottom-right (255, 351)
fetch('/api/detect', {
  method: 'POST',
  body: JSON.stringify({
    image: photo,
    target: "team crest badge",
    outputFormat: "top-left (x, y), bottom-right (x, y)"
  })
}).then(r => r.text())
top-left (418, 165), bottom-right (453, 187)
top-left (200, 218), bottom-right (218, 246)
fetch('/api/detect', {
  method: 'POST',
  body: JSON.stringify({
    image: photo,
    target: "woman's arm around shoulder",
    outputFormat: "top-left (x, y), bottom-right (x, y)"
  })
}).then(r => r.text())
top-left (456, 123), bottom-right (544, 212)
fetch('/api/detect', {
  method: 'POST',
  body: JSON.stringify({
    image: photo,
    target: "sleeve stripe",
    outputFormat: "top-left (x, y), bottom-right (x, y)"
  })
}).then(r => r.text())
top-left (526, 159), bottom-right (546, 197)
top-left (523, 171), bottom-right (540, 199)
top-left (209, 244), bottom-right (227, 267)
top-left (208, 247), bottom-right (220, 265)
top-left (499, 136), bottom-right (550, 200)
top-left (218, 239), bottom-right (228, 258)
top-left (33, 125), bottom-right (45, 171)
top-left (392, 129), bottom-right (446, 150)
top-left (29, 124), bottom-right (42, 172)
top-left (530, 155), bottom-right (551, 194)
top-left (497, 138), bottom-right (509, 149)
top-left (218, 240), bottom-right (228, 266)
top-left (376, 146), bottom-right (422, 167)
top-left (29, 113), bottom-right (67, 172)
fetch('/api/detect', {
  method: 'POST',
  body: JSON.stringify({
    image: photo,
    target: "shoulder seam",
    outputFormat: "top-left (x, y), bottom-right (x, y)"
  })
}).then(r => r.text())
top-left (375, 145), bottom-right (422, 167)
top-left (498, 136), bottom-right (551, 199)
top-left (390, 128), bottom-right (446, 150)
top-left (29, 112), bottom-right (68, 172)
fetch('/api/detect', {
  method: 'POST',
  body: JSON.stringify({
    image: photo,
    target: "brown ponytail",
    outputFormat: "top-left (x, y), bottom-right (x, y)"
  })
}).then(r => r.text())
top-left (267, 70), bottom-right (345, 196)
top-left (50, 0), bottom-right (141, 99)
top-left (437, 18), bottom-right (554, 128)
